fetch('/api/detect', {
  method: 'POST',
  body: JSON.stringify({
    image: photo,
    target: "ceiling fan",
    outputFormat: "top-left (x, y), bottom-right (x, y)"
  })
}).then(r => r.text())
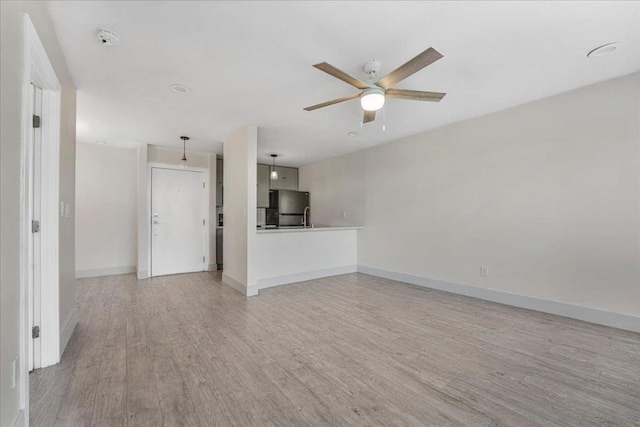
top-left (304, 47), bottom-right (446, 124)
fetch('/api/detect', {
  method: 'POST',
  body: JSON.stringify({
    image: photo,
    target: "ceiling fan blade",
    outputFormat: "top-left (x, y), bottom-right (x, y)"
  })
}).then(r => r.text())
top-left (363, 110), bottom-right (376, 123)
top-left (313, 62), bottom-right (370, 90)
top-left (385, 88), bottom-right (446, 102)
top-left (303, 93), bottom-right (360, 111)
top-left (376, 48), bottom-right (443, 90)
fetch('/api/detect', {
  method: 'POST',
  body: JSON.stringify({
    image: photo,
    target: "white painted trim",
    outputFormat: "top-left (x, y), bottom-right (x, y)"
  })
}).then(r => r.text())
top-left (12, 410), bottom-right (25, 427)
top-left (137, 270), bottom-right (149, 280)
top-left (19, 13), bottom-right (64, 423)
top-left (147, 163), bottom-right (210, 277)
top-left (257, 265), bottom-right (357, 290)
top-left (59, 307), bottom-right (77, 358)
top-left (208, 263), bottom-right (218, 272)
top-left (222, 272), bottom-right (258, 297)
top-left (76, 265), bottom-right (137, 279)
top-left (358, 266), bottom-right (640, 333)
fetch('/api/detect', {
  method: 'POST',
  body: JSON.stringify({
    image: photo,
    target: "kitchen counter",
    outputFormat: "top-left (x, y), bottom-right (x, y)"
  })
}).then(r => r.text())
top-left (254, 226), bottom-right (360, 291)
top-left (256, 226), bottom-right (362, 234)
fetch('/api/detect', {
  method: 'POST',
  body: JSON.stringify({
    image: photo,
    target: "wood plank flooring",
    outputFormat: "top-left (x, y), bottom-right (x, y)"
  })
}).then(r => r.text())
top-left (30, 272), bottom-right (640, 426)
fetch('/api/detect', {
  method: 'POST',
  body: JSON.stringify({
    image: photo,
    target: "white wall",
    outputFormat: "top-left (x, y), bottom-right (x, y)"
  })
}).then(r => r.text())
top-left (222, 126), bottom-right (257, 295)
top-left (299, 73), bottom-right (640, 322)
top-left (1, 2), bottom-right (77, 425)
top-left (148, 145), bottom-right (210, 169)
top-left (299, 153), bottom-right (366, 227)
top-left (136, 143), bottom-right (149, 278)
top-left (75, 144), bottom-right (137, 277)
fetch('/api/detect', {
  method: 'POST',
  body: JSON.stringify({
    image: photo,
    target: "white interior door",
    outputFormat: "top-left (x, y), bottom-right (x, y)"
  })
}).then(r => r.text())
top-left (28, 84), bottom-right (43, 371)
top-left (151, 168), bottom-right (206, 276)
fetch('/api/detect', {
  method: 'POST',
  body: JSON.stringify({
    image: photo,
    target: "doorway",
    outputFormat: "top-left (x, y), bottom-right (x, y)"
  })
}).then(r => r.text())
top-left (150, 167), bottom-right (208, 276)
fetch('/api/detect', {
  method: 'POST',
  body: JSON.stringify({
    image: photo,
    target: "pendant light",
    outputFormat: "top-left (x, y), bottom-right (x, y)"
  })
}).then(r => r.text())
top-left (270, 154), bottom-right (278, 180)
top-left (180, 136), bottom-right (189, 170)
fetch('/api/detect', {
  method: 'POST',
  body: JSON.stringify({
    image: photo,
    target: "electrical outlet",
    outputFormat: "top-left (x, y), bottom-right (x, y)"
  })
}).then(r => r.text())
top-left (341, 211), bottom-right (347, 219)
top-left (11, 354), bottom-right (19, 389)
top-left (481, 266), bottom-right (489, 278)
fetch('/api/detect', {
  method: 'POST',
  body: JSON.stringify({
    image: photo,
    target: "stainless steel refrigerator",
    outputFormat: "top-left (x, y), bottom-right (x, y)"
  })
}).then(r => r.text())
top-left (266, 190), bottom-right (310, 227)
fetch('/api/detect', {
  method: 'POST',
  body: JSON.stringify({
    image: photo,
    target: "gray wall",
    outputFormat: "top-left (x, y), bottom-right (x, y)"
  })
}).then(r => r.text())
top-left (300, 73), bottom-right (640, 318)
top-left (1, 2), bottom-right (77, 425)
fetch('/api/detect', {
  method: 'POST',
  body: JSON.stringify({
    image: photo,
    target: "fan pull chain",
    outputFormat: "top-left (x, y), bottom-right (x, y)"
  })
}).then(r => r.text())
top-left (382, 105), bottom-right (386, 132)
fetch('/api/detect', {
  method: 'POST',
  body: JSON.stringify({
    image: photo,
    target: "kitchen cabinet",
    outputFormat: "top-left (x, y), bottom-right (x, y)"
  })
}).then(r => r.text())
top-left (269, 166), bottom-right (298, 191)
top-left (257, 164), bottom-right (270, 207)
top-left (216, 158), bottom-right (223, 207)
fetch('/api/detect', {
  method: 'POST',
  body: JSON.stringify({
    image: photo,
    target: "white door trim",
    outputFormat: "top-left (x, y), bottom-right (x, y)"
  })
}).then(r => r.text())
top-left (147, 163), bottom-right (210, 277)
top-left (20, 13), bottom-right (63, 424)
top-left (27, 84), bottom-right (43, 372)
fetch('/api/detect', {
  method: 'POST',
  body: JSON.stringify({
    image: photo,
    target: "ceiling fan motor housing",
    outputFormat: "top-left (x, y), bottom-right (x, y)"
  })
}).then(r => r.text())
top-left (363, 60), bottom-right (381, 76)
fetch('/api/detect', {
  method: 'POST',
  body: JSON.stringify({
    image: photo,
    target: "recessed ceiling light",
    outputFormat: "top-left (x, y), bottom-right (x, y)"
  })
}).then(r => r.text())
top-left (587, 42), bottom-right (621, 58)
top-left (169, 84), bottom-right (190, 94)
top-left (347, 131), bottom-right (359, 137)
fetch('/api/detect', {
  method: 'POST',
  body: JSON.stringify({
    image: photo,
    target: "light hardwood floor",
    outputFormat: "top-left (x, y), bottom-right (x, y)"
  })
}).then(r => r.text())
top-left (30, 272), bottom-right (640, 426)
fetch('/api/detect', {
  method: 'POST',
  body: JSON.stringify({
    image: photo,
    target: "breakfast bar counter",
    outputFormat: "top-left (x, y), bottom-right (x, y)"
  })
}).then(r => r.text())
top-left (254, 226), bottom-right (362, 291)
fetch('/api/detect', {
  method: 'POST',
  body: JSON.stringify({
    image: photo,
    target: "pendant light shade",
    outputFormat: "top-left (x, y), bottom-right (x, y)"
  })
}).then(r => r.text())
top-left (270, 154), bottom-right (278, 180)
top-left (180, 136), bottom-right (189, 170)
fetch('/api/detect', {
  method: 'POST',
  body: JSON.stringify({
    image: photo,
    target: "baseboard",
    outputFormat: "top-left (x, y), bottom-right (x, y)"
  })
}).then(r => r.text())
top-left (208, 263), bottom-right (217, 272)
top-left (358, 265), bottom-right (640, 333)
top-left (222, 273), bottom-right (258, 297)
top-left (137, 270), bottom-right (149, 280)
top-left (13, 410), bottom-right (24, 427)
top-left (60, 306), bottom-right (78, 358)
top-left (76, 265), bottom-right (136, 279)
top-left (257, 265), bottom-right (358, 290)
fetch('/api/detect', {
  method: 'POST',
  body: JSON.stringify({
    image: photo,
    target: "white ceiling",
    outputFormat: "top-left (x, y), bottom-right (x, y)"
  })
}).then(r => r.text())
top-left (47, 1), bottom-right (639, 167)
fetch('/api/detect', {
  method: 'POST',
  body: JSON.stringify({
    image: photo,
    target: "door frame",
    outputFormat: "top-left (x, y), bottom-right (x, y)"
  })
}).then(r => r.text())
top-left (20, 13), bottom-right (62, 422)
top-left (147, 163), bottom-right (210, 277)
top-left (27, 83), bottom-right (43, 372)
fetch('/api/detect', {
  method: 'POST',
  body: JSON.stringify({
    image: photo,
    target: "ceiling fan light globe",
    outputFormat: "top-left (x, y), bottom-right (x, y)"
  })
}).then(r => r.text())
top-left (360, 88), bottom-right (385, 111)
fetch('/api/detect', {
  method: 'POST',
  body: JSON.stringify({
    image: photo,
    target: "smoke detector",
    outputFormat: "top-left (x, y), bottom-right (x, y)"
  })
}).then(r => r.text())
top-left (97, 29), bottom-right (120, 46)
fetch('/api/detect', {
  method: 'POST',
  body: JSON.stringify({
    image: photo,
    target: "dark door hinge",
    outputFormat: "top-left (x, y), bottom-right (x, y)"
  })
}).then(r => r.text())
top-left (32, 220), bottom-right (40, 233)
top-left (33, 115), bottom-right (41, 128)
top-left (32, 325), bottom-right (40, 339)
